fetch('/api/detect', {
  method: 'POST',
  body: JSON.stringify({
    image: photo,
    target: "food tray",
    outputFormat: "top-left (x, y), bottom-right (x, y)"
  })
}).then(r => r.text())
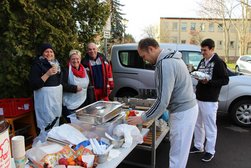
top-left (75, 101), bottom-right (123, 125)
top-left (68, 113), bottom-right (124, 138)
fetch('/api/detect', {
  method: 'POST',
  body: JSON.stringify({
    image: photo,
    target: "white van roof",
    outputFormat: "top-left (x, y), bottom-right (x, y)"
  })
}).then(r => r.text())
top-left (111, 43), bottom-right (201, 52)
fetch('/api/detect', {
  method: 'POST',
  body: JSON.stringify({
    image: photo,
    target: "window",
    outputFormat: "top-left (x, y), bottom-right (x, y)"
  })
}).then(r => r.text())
top-left (191, 23), bottom-right (196, 30)
top-left (181, 22), bottom-right (187, 31)
top-left (240, 56), bottom-right (245, 61)
top-left (230, 41), bottom-right (235, 49)
top-left (200, 23), bottom-right (205, 31)
top-left (230, 25), bottom-right (236, 32)
top-left (172, 22), bottom-right (178, 31)
top-left (165, 23), bottom-right (168, 30)
top-left (246, 56), bottom-right (251, 61)
top-left (248, 42), bottom-right (251, 48)
top-left (171, 36), bottom-right (178, 43)
top-left (209, 23), bottom-right (214, 32)
top-left (119, 51), bottom-right (154, 70)
top-left (240, 56), bottom-right (251, 61)
top-left (217, 40), bottom-right (223, 49)
top-left (181, 51), bottom-right (202, 69)
top-left (181, 40), bottom-right (186, 44)
top-left (218, 23), bottom-right (223, 32)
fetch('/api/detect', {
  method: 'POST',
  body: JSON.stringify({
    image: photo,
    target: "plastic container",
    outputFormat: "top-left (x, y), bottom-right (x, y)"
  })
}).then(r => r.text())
top-left (0, 98), bottom-right (34, 117)
top-left (97, 153), bottom-right (109, 163)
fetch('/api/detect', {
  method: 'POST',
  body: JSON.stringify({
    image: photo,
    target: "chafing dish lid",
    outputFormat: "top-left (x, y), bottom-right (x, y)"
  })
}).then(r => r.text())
top-left (75, 101), bottom-right (122, 117)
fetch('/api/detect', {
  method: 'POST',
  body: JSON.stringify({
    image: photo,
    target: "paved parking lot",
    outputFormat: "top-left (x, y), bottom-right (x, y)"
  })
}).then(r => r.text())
top-left (118, 113), bottom-right (251, 168)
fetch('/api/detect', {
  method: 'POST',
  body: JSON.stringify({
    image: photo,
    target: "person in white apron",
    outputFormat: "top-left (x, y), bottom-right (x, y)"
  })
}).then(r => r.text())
top-left (29, 43), bottom-right (62, 144)
top-left (62, 49), bottom-right (89, 122)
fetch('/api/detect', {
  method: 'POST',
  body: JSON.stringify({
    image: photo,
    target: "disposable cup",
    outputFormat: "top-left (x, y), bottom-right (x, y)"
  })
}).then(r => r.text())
top-left (11, 136), bottom-right (26, 168)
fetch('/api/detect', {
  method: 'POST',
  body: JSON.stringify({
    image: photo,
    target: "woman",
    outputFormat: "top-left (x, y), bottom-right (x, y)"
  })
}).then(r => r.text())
top-left (29, 43), bottom-right (62, 143)
top-left (62, 49), bottom-right (90, 122)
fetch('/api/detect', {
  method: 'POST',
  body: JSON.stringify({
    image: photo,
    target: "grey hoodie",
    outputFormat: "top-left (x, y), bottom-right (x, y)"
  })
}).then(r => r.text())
top-left (141, 49), bottom-right (197, 121)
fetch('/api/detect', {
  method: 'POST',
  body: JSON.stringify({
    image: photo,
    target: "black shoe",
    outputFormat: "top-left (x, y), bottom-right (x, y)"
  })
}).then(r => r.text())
top-left (190, 146), bottom-right (204, 154)
top-left (201, 152), bottom-right (214, 162)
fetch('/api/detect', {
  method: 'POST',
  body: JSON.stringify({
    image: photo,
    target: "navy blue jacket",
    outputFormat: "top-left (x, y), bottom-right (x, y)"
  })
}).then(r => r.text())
top-left (196, 54), bottom-right (229, 102)
top-left (29, 56), bottom-right (61, 91)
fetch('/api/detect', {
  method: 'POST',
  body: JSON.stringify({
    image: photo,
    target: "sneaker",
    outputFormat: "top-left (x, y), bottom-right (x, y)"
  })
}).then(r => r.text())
top-left (201, 152), bottom-right (214, 162)
top-left (190, 146), bottom-right (204, 154)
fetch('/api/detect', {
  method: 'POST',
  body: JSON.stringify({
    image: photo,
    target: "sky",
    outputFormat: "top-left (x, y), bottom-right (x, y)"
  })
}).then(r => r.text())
top-left (120, 0), bottom-right (200, 41)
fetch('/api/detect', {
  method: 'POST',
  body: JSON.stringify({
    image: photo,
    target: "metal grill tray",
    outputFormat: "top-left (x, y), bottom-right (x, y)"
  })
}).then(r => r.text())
top-left (75, 101), bottom-right (123, 125)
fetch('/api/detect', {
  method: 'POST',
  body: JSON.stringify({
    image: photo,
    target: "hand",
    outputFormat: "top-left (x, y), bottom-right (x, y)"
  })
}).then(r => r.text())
top-left (200, 78), bottom-right (209, 84)
top-left (46, 66), bottom-right (57, 76)
top-left (127, 116), bottom-right (143, 125)
top-left (77, 85), bottom-right (82, 92)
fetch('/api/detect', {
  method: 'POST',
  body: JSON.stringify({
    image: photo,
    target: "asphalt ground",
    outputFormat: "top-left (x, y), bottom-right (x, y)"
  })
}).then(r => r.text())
top-left (118, 113), bottom-right (251, 168)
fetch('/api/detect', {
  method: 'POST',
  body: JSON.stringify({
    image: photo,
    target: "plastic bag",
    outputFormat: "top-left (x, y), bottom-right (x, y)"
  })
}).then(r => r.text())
top-left (191, 71), bottom-right (211, 80)
top-left (113, 124), bottom-right (143, 148)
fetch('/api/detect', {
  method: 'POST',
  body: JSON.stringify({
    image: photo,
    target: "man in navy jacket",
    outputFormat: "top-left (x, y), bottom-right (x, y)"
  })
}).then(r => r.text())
top-left (190, 38), bottom-right (229, 162)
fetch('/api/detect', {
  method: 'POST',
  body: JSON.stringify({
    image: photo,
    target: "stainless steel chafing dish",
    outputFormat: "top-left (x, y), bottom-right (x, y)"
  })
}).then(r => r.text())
top-left (75, 101), bottom-right (123, 125)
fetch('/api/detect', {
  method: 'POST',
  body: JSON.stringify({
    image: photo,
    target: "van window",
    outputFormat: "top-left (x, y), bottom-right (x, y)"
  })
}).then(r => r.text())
top-left (119, 50), bottom-right (155, 70)
top-left (181, 51), bottom-right (202, 69)
top-left (119, 50), bottom-right (202, 70)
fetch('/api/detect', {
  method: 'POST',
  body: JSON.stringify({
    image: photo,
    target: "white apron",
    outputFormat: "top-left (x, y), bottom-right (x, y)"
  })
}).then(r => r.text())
top-left (63, 65), bottom-right (89, 110)
top-left (34, 85), bottom-right (62, 130)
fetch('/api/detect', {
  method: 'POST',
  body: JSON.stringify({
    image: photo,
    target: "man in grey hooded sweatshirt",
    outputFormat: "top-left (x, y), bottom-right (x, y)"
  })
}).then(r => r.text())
top-left (127, 38), bottom-right (198, 168)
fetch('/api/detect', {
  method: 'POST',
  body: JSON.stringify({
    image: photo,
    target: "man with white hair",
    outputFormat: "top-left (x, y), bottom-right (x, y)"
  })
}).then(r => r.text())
top-left (81, 42), bottom-right (114, 101)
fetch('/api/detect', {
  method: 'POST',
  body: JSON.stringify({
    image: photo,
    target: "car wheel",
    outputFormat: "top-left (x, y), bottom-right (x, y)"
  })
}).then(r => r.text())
top-left (230, 99), bottom-right (251, 127)
top-left (235, 66), bottom-right (240, 72)
top-left (116, 89), bottom-right (138, 98)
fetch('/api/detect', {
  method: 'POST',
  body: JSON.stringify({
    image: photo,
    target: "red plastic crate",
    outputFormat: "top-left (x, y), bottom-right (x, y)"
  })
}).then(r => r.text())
top-left (0, 98), bottom-right (34, 117)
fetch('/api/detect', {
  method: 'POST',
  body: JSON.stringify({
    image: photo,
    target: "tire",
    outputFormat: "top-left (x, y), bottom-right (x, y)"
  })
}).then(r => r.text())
top-left (235, 66), bottom-right (240, 72)
top-left (116, 89), bottom-right (138, 98)
top-left (230, 99), bottom-right (251, 127)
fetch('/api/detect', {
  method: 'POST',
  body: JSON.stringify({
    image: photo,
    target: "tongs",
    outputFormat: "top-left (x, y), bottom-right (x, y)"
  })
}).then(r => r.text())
top-left (47, 137), bottom-right (71, 146)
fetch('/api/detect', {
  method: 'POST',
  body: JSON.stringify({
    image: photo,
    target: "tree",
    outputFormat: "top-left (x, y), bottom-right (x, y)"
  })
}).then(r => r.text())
top-left (142, 24), bottom-right (159, 39)
top-left (198, 0), bottom-right (232, 62)
top-left (198, 0), bottom-right (251, 60)
top-left (230, 0), bottom-right (251, 55)
top-left (0, 0), bottom-right (110, 98)
top-left (73, 0), bottom-right (110, 49)
top-left (124, 34), bottom-right (136, 43)
top-left (109, 0), bottom-right (125, 43)
top-left (189, 30), bottom-right (203, 45)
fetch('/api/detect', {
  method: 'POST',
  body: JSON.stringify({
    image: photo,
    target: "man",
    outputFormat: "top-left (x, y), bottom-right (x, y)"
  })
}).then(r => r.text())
top-left (190, 39), bottom-right (229, 162)
top-left (81, 42), bottom-right (114, 101)
top-left (127, 38), bottom-right (198, 168)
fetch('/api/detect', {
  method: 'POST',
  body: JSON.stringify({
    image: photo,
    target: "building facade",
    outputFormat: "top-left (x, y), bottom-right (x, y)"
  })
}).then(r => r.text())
top-left (159, 17), bottom-right (251, 59)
